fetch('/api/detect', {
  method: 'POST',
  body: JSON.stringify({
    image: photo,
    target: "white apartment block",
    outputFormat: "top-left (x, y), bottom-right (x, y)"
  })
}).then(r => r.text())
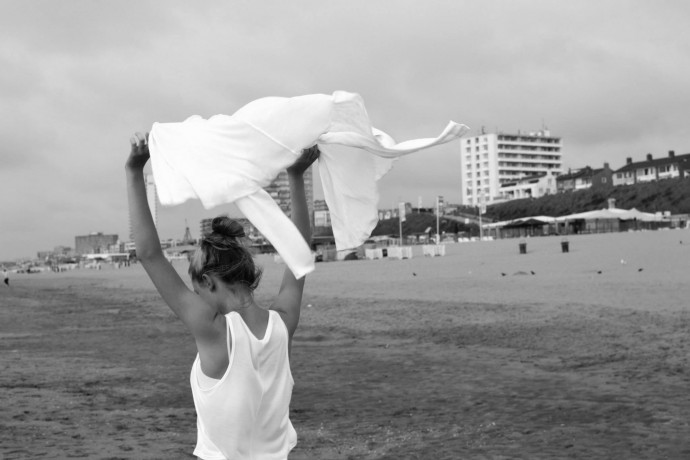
top-left (460, 130), bottom-right (563, 206)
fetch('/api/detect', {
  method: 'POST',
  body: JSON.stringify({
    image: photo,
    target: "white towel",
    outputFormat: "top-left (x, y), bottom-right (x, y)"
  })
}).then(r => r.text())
top-left (148, 91), bottom-right (468, 279)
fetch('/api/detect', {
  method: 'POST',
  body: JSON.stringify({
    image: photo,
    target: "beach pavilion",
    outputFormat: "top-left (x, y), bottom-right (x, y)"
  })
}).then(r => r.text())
top-left (483, 207), bottom-right (669, 238)
top-left (553, 207), bottom-right (664, 234)
top-left (483, 216), bottom-right (557, 239)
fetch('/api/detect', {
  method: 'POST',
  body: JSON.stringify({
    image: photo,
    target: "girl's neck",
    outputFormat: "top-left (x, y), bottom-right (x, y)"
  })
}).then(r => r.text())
top-left (220, 285), bottom-right (257, 314)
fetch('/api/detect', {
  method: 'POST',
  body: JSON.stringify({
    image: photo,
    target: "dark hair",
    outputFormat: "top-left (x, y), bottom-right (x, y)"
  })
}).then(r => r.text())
top-left (188, 216), bottom-right (262, 291)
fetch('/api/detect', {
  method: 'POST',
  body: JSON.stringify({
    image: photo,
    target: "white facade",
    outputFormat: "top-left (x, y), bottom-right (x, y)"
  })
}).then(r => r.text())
top-left (612, 152), bottom-right (689, 186)
top-left (460, 130), bottom-right (563, 206)
top-left (497, 172), bottom-right (558, 202)
top-left (314, 210), bottom-right (331, 227)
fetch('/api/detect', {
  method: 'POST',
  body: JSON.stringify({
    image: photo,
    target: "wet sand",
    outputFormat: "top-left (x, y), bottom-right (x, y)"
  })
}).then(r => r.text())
top-left (1, 229), bottom-right (689, 459)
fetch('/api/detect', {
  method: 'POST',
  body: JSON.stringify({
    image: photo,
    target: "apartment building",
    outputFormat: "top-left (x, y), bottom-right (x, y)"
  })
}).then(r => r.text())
top-left (264, 167), bottom-right (315, 225)
top-left (460, 129), bottom-right (563, 206)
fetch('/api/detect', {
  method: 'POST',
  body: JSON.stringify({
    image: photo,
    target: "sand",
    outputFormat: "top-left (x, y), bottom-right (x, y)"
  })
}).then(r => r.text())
top-left (1, 229), bottom-right (689, 459)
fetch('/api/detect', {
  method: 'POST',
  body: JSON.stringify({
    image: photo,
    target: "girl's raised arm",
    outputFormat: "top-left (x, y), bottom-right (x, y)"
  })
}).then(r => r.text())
top-left (271, 146), bottom-right (320, 337)
top-left (126, 133), bottom-right (220, 343)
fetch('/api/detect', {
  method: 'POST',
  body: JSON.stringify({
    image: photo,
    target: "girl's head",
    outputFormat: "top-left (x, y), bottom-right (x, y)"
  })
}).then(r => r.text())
top-left (189, 216), bottom-right (263, 293)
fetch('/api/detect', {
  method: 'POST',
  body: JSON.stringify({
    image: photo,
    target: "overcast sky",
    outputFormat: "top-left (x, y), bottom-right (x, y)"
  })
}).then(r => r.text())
top-left (2, 0), bottom-right (689, 260)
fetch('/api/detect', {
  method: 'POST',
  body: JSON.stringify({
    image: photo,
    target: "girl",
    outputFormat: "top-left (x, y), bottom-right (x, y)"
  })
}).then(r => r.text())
top-left (126, 132), bottom-right (317, 459)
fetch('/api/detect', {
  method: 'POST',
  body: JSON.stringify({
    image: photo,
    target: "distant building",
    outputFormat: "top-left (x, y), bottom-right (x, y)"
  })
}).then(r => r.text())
top-left (557, 163), bottom-right (613, 193)
top-left (264, 168), bottom-right (314, 225)
top-left (37, 246), bottom-right (76, 261)
top-left (497, 171), bottom-right (558, 202)
top-left (313, 199), bottom-right (330, 227)
top-left (53, 246), bottom-right (73, 256)
top-left (378, 202), bottom-right (412, 220)
top-left (460, 129), bottom-right (563, 205)
top-left (314, 210), bottom-right (331, 227)
top-left (613, 151), bottom-right (690, 186)
top-left (314, 199), bottom-right (328, 212)
top-left (75, 233), bottom-right (119, 255)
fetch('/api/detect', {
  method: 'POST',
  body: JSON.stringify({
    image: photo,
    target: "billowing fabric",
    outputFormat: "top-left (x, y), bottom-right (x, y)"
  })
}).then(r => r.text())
top-left (148, 91), bottom-right (468, 278)
top-left (190, 311), bottom-right (296, 460)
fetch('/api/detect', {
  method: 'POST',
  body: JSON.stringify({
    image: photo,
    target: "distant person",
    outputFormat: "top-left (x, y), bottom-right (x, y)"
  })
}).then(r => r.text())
top-left (2, 268), bottom-right (8, 286)
top-left (126, 132), bottom-right (317, 460)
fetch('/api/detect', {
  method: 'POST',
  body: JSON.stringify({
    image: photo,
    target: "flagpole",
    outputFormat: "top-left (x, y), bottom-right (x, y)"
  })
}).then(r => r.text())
top-left (436, 196), bottom-right (440, 245)
top-left (398, 201), bottom-right (405, 246)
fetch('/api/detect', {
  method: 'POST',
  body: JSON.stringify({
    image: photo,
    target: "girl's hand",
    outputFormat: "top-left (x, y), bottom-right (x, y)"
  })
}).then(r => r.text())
top-left (126, 132), bottom-right (150, 171)
top-left (287, 145), bottom-right (320, 176)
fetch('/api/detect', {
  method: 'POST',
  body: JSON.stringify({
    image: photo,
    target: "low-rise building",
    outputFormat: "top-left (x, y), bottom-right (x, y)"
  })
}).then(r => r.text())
top-left (557, 164), bottom-right (613, 192)
top-left (75, 233), bottom-right (119, 255)
top-left (496, 171), bottom-right (558, 202)
top-left (613, 151), bottom-right (690, 186)
top-left (378, 202), bottom-right (412, 221)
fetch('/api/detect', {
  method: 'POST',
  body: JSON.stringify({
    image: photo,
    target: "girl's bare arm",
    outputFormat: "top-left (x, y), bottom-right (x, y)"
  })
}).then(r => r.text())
top-left (126, 133), bottom-right (222, 346)
top-left (271, 145), bottom-right (319, 337)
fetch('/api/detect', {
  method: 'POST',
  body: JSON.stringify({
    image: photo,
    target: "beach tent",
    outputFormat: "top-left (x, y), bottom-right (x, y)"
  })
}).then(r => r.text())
top-left (483, 215), bottom-right (557, 238)
top-left (554, 207), bottom-right (666, 234)
top-left (554, 207), bottom-right (662, 222)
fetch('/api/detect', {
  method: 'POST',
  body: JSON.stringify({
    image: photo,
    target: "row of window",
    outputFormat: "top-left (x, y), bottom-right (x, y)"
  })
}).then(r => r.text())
top-left (465, 187), bottom-right (491, 196)
top-left (498, 144), bottom-right (561, 152)
top-left (615, 164), bottom-right (679, 179)
top-left (498, 154), bottom-right (561, 161)
top-left (497, 136), bottom-right (560, 144)
top-left (465, 145), bottom-right (489, 153)
top-left (498, 164), bottom-right (560, 170)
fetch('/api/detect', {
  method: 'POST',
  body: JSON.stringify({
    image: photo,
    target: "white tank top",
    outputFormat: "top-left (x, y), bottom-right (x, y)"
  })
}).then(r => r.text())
top-left (190, 310), bottom-right (297, 460)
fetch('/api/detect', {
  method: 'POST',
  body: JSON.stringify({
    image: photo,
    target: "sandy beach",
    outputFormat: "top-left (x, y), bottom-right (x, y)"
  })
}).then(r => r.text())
top-left (2, 229), bottom-right (689, 459)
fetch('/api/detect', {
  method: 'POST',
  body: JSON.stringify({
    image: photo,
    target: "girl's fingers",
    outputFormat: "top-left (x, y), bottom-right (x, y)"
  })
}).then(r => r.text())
top-left (130, 132), bottom-right (149, 152)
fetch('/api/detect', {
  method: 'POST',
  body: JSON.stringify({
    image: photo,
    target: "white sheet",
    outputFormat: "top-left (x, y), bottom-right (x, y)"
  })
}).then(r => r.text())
top-left (148, 91), bottom-right (468, 279)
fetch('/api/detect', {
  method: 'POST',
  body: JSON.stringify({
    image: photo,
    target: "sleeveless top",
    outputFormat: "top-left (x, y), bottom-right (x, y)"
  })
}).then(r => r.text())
top-left (190, 310), bottom-right (297, 460)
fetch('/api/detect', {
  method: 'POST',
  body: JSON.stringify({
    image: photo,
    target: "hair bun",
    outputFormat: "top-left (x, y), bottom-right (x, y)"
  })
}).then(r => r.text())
top-left (211, 216), bottom-right (245, 239)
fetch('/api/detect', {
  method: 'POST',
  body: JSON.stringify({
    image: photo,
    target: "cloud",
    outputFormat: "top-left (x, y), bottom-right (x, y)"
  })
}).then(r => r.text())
top-left (2, 0), bottom-right (690, 259)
